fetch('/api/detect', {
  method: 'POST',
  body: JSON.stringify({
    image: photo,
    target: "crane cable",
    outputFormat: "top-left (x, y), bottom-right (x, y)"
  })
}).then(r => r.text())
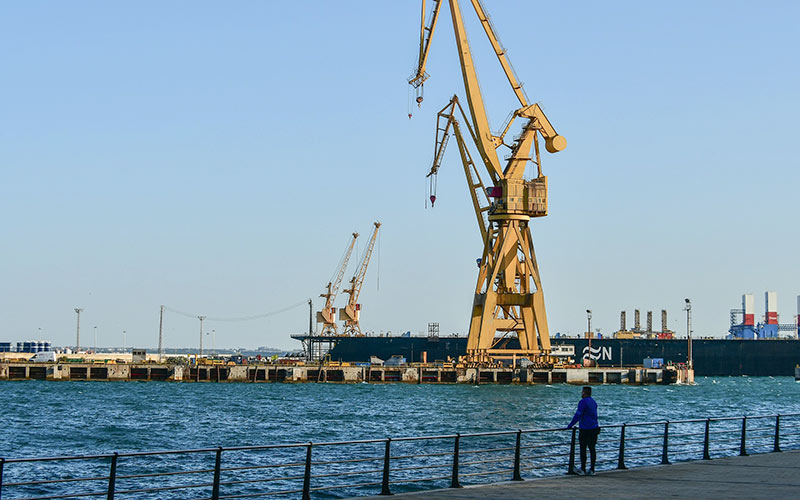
top-left (376, 228), bottom-right (381, 292)
top-left (163, 300), bottom-right (307, 323)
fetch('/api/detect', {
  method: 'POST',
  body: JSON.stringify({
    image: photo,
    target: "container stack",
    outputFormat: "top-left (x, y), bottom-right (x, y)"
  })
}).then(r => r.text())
top-left (14, 341), bottom-right (52, 353)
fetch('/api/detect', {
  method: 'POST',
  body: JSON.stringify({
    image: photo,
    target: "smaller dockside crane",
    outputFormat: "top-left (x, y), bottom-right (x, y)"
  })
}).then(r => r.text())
top-left (317, 232), bottom-right (359, 335)
top-left (340, 222), bottom-right (382, 336)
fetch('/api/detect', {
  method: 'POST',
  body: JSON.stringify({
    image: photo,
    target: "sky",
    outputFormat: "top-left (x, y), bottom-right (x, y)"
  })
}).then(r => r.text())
top-left (1, 1), bottom-right (799, 350)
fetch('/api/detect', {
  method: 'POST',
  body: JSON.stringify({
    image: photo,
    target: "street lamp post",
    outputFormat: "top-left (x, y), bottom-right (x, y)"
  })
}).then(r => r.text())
top-left (93, 326), bottom-right (97, 352)
top-left (198, 316), bottom-right (206, 356)
top-left (586, 309), bottom-right (592, 366)
top-left (684, 299), bottom-right (693, 369)
top-left (308, 299), bottom-right (313, 335)
top-left (74, 308), bottom-right (83, 352)
top-left (122, 330), bottom-right (127, 351)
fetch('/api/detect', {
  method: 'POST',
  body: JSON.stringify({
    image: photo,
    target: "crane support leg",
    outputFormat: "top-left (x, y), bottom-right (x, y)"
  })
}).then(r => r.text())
top-left (466, 217), bottom-right (550, 362)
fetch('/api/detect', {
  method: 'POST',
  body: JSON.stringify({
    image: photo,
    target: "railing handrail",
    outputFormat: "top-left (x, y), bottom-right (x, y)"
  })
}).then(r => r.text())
top-left (4, 412), bottom-right (799, 464)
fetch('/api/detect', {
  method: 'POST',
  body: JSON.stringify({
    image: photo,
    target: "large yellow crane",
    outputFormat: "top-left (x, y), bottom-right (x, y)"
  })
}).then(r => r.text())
top-left (340, 222), bottom-right (382, 336)
top-left (317, 232), bottom-right (359, 335)
top-left (410, 0), bottom-right (566, 364)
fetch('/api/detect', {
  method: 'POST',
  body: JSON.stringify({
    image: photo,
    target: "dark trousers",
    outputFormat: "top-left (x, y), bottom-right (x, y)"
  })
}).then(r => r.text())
top-left (579, 427), bottom-right (600, 471)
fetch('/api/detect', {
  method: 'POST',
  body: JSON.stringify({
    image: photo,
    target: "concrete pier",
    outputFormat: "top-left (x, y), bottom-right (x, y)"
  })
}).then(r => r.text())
top-left (355, 450), bottom-right (800, 500)
top-left (0, 362), bottom-right (685, 384)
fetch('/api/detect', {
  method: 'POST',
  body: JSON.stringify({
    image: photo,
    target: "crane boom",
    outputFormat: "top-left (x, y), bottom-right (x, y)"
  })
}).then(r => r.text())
top-left (340, 222), bottom-right (382, 336)
top-left (409, 0), bottom-right (443, 90)
top-left (468, 0), bottom-right (527, 107)
top-left (428, 96), bottom-right (492, 243)
top-left (316, 232), bottom-right (359, 336)
top-left (447, 0), bottom-right (504, 180)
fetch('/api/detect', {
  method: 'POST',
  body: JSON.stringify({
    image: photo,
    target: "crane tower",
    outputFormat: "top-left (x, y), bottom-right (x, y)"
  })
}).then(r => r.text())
top-left (316, 232), bottom-right (359, 335)
top-left (340, 222), bottom-right (382, 336)
top-left (409, 0), bottom-right (566, 363)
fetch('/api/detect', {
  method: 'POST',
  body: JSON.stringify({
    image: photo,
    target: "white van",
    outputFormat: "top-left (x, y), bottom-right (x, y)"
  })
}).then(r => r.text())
top-left (30, 351), bottom-right (57, 363)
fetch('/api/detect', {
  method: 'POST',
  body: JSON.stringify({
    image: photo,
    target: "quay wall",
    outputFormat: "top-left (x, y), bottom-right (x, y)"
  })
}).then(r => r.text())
top-left (0, 362), bottom-right (687, 384)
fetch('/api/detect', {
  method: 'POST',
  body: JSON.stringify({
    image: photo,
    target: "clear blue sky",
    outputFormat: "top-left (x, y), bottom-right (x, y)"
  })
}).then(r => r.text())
top-left (2, 1), bottom-right (798, 350)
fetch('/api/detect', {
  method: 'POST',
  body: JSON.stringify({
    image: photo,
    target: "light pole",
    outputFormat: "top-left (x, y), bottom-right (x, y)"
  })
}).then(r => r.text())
top-left (122, 330), bottom-right (127, 351)
top-left (158, 305), bottom-right (165, 362)
top-left (211, 329), bottom-right (216, 355)
top-left (308, 299), bottom-right (313, 335)
top-left (74, 308), bottom-right (83, 352)
top-left (93, 326), bottom-right (97, 352)
top-left (198, 316), bottom-right (206, 356)
top-left (684, 298), bottom-right (693, 369)
top-left (586, 309), bottom-right (592, 366)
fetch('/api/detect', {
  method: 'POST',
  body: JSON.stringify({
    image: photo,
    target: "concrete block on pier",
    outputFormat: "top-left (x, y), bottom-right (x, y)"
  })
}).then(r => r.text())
top-left (566, 369), bottom-right (588, 384)
top-left (228, 366), bottom-right (249, 381)
top-left (107, 365), bottom-right (129, 380)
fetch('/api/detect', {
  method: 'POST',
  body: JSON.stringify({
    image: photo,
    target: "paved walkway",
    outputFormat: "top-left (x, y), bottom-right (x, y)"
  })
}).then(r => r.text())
top-left (355, 450), bottom-right (800, 500)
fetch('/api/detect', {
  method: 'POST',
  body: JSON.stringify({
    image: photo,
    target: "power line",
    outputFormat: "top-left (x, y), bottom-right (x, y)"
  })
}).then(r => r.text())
top-left (163, 300), bottom-right (307, 323)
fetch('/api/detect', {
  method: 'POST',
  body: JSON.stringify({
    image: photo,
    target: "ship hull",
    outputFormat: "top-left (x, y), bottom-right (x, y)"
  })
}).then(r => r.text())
top-left (323, 336), bottom-right (800, 377)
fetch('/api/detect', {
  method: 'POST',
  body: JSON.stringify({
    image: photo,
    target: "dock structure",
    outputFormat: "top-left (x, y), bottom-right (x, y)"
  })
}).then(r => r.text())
top-left (354, 450), bottom-right (800, 500)
top-left (0, 362), bottom-right (690, 384)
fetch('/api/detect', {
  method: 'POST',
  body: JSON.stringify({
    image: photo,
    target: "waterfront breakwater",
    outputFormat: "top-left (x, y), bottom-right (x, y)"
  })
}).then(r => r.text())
top-left (0, 362), bottom-right (686, 384)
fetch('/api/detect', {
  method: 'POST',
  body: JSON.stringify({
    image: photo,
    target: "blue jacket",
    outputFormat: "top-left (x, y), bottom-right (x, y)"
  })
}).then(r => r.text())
top-left (568, 396), bottom-right (599, 429)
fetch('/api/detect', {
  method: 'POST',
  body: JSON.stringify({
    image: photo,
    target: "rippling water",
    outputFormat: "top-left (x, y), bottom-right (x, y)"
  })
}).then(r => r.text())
top-left (2, 377), bottom-right (799, 457)
top-left (2, 377), bottom-right (799, 498)
top-left (0, 377), bottom-right (800, 457)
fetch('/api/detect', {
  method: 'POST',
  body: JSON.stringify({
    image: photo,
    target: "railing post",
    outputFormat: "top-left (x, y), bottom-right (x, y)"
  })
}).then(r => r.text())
top-left (450, 433), bottom-right (462, 488)
top-left (617, 424), bottom-right (627, 470)
top-left (1, 456), bottom-right (5, 500)
top-left (211, 447), bottom-right (222, 500)
top-left (567, 427), bottom-right (577, 475)
top-left (107, 453), bottom-right (118, 500)
top-left (661, 421), bottom-right (670, 465)
top-left (702, 419), bottom-right (711, 460)
top-left (773, 415), bottom-right (781, 453)
top-left (739, 417), bottom-right (748, 456)
top-left (302, 442), bottom-right (312, 500)
top-left (380, 438), bottom-right (392, 495)
top-left (512, 430), bottom-right (523, 481)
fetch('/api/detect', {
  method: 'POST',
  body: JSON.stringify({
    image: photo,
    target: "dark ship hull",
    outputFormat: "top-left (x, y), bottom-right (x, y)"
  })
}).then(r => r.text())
top-left (323, 336), bottom-right (800, 377)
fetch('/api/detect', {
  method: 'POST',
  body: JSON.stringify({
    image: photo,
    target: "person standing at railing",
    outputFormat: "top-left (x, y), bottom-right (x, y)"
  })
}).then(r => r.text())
top-left (567, 386), bottom-right (600, 475)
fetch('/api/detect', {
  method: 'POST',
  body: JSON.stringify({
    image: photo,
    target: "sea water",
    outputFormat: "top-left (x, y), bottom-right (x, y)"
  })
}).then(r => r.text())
top-left (2, 377), bottom-right (799, 458)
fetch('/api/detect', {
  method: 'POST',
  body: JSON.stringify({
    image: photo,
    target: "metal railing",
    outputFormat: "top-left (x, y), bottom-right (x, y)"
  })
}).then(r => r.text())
top-left (1, 412), bottom-right (799, 499)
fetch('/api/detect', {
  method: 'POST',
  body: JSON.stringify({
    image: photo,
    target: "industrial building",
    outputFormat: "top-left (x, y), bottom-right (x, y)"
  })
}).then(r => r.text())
top-left (729, 292), bottom-right (799, 339)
